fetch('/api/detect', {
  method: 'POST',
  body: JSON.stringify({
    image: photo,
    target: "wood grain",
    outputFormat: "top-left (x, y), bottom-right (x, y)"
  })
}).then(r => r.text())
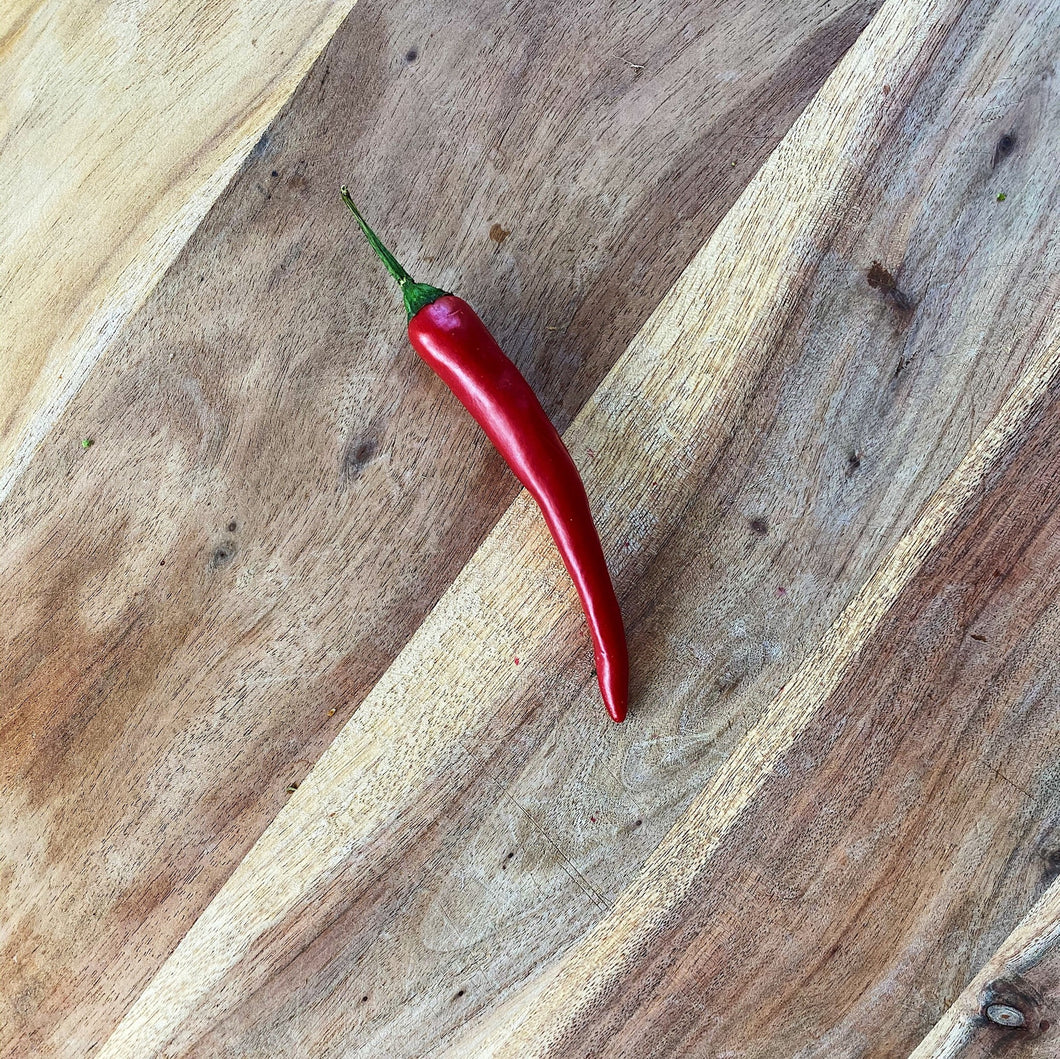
top-left (913, 879), bottom-right (1060, 1056)
top-left (0, 1), bottom-right (882, 1056)
top-left (0, 0), bottom-right (355, 497)
top-left (461, 320), bottom-right (1060, 1057)
top-left (86, 0), bottom-right (1060, 1055)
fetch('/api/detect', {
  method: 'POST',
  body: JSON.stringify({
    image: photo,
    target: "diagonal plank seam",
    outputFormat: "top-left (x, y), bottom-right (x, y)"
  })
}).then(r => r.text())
top-left (0, 2), bottom-right (358, 506)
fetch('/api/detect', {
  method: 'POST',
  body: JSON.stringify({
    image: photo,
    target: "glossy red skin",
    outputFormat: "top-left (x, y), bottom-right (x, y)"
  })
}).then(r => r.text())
top-left (408, 294), bottom-right (628, 723)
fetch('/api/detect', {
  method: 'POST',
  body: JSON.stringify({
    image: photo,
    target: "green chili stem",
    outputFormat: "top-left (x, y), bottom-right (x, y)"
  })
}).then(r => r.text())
top-left (340, 186), bottom-right (448, 320)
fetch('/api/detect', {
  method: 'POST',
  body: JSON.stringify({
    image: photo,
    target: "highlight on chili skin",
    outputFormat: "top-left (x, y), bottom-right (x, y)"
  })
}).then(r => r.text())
top-left (340, 186), bottom-right (629, 723)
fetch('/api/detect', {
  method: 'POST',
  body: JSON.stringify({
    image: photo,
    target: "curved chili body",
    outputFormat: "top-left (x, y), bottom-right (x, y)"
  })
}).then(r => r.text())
top-left (339, 187), bottom-right (628, 722)
top-left (409, 296), bottom-right (628, 722)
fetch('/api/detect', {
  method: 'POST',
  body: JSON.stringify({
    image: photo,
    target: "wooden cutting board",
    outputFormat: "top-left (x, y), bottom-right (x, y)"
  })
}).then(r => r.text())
top-left (3, 0), bottom-right (1059, 1056)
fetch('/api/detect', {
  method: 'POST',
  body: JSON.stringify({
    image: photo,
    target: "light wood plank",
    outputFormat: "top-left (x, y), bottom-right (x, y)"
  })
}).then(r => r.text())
top-left (0, 0), bottom-right (356, 498)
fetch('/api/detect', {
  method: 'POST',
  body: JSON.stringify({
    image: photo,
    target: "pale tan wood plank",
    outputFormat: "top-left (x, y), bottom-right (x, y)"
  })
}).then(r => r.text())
top-left (0, 2), bottom-right (879, 1056)
top-left (93, 0), bottom-right (1060, 1054)
top-left (0, 0), bottom-right (355, 497)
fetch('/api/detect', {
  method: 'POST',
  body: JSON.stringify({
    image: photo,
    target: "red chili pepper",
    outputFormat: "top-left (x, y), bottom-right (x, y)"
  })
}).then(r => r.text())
top-left (341, 188), bottom-right (628, 723)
